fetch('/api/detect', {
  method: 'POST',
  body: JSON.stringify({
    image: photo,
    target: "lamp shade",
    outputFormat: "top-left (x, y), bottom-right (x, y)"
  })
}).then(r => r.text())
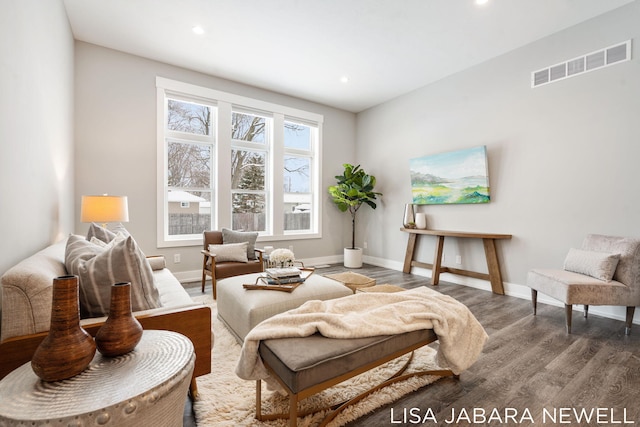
top-left (81, 195), bottom-right (129, 223)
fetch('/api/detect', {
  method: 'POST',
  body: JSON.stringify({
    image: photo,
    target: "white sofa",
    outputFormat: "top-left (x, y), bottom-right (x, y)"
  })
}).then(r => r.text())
top-left (0, 237), bottom-right (212, 391)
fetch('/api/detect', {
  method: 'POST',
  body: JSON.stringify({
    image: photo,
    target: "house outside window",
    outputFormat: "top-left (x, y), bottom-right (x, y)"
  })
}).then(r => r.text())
top-left (156, 77), bottom-right (322, 247)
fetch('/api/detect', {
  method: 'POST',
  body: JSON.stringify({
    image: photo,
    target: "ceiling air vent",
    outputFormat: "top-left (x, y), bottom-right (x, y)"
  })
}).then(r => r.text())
top-left (531, 40), bottom-right (632, 88)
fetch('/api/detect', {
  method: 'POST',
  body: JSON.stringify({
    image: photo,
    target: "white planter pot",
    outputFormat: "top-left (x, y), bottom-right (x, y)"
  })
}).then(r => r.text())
top-left (344, 248), bottom-right (363, 268)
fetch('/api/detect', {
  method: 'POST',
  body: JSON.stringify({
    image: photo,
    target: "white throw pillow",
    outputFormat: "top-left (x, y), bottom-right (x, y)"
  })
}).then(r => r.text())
top-left (209, 242), bottom-right (249, 263)
top-left (563, 248), bottom-right (620, 282)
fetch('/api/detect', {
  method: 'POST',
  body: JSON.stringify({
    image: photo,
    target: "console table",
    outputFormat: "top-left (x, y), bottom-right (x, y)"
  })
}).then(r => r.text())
top-left (401, 228), bottom-right (512, 295)
top-left (0, 330), bottom-right (194, 426)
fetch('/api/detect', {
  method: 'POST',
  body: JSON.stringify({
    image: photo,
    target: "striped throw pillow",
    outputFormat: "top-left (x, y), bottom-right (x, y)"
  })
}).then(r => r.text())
top-left (65, 235), bottom-right (161, 317)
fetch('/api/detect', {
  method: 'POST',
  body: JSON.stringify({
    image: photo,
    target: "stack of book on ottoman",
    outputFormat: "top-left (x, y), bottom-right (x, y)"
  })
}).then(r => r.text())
top-left (243, 266), bottom-right (314, 292)
top-left (266, 267), bottom-right (305, 284)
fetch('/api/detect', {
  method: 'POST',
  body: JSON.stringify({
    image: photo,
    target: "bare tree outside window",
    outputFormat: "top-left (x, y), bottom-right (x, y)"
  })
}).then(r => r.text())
top-left (284, 156), bottom-right (310, 193)
top-left (167, 100), bottom-right (212, 189)
top-left (232, 112), bottom-right (265, 143)
top-left (283, 121), bottom-right (313, 231)
top-left (166, 99), bottom-right (214, 235)
top-left (167, 99), bottom-right (210, 135)
top-left (168, 142), bottom-right (211, 188)
top-left (231, 113), bottom-right (267, 231)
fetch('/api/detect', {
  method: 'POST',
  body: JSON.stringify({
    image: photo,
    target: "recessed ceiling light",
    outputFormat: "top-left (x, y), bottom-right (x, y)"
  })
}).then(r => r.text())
top-left (475, 0), bottom-right (489, 5)
top-left (340, 76), bottom-right (350, 84)
top-left (192, 26), bottom-right (205, 35)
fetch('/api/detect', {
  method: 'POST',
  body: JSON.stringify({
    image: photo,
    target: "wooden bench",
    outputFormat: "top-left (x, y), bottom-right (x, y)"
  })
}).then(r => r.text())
top-left (256, 329), bottom-right (456, 426)
top-left (401, 228), bottom-right (512, 294)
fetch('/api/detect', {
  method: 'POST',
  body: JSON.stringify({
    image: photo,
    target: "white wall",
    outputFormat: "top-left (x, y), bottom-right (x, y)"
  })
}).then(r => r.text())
top-left (74, 42), bottom-right (356, 276)
top-left (357, 2), bottom-right (640, 320)
top-left (0, 0), bottom-right (75, 277)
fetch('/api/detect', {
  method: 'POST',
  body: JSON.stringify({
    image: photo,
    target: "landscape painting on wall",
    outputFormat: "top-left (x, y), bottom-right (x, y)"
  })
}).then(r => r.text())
top-left (410, 145), bottom-right (490, 205)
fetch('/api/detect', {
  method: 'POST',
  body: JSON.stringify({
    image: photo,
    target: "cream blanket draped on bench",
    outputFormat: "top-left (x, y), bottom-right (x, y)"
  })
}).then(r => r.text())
top-left (236, 286), bottom-right (488, 381)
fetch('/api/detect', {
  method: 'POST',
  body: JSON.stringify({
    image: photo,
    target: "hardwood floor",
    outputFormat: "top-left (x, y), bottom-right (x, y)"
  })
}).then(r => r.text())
top-left (183, 264), bottom-right (640, 426)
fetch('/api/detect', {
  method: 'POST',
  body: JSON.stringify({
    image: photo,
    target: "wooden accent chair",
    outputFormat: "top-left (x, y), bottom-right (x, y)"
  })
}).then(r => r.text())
top-left (527, 234), bottom-right (640, 335)
top-left (201, 230), bottom-right (264, 299)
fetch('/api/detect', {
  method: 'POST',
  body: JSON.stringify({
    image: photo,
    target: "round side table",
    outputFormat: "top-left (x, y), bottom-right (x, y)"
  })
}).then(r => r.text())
top-left (0, 330), bottom-right (194, 426)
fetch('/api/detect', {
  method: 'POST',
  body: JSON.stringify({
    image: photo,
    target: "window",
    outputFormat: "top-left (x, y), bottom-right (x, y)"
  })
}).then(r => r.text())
top-left (283, 120), bottom-right (316, 233)
top-left (163, 97), bottom-right (215, 242)
top-left (231, 111), bottom-right (269, 232)
top-left (157, 78), bottom-right (322, 247)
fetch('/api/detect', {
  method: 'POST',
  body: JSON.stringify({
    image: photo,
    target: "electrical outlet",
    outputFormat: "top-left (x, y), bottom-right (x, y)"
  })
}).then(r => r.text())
top-left (174, 253), bottom-right (181, 264)
top-left (455, 255), bottom-right (462, 264)
top-left (442, 254), bottom-right (446, 262)
top-left (363, 241), bottom-right (368, 249)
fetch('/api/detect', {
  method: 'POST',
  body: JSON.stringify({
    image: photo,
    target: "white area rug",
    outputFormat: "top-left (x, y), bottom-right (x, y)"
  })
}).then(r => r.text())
top-left (191, 295), bottom-right (443, 426)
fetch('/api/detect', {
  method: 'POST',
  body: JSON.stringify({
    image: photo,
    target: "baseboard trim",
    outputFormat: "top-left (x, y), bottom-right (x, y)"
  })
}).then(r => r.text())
top-left (176, 254), bottom-right (639, 326)
top-left (361, 255), bottom-right (639, 326)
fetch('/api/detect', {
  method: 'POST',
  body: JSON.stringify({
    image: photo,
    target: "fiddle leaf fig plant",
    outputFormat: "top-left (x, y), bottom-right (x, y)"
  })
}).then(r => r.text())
top-left (328, 163), bottom-right (382, 250)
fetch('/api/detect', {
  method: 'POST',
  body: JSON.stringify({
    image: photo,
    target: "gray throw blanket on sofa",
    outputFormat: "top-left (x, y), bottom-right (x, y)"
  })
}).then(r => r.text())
top-left (236, 286), bottom-right (488, 381)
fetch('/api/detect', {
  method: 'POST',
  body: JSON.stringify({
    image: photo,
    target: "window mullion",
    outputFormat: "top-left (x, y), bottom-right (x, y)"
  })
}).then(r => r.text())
top-left (312, 125), bottom-right (322, 235)
top-left (272, 114), bottom-right (285, 236)
top-left (217, 102), bottom-right (232, 229)
top-left (157, 87), bottom-right (168, 247)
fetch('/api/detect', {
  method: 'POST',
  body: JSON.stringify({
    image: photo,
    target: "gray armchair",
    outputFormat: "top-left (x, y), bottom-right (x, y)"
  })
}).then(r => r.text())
top-left (527, 234), bottom-right (640, 335)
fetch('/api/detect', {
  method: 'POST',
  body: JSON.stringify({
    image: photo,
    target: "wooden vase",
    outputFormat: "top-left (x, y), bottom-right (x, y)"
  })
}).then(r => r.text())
top-left (31, 275), bottom-right (97, 382)
top-left (95, 282), bottom-right (143, 357)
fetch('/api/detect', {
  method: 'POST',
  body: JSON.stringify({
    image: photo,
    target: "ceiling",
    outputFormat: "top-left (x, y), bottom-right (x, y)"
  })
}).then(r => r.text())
top-left (62, 0), bottom-right (634, 113)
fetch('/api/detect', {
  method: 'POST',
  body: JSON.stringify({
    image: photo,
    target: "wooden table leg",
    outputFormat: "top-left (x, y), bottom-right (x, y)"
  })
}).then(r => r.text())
top-left (256, 380), bottom-right (262, 420)
top-left (403, 232), bottom-right (418, 273)
top-left (482, 238), bottom-right (505, 295)
top-left (431, 236), bottom-right (445, 285)
top-left (289, 393), bottom-right (298, 427)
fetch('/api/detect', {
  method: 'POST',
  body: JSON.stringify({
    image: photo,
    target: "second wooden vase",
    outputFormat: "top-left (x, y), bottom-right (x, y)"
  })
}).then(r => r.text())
top-left (95, 282), bottom-right (143, 357)
top-left (31, 275), bottom-right (96, 382)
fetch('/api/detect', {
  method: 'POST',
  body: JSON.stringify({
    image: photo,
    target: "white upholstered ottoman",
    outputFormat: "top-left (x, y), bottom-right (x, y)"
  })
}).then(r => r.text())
top-left (217, 273), bottom-right (352, 342)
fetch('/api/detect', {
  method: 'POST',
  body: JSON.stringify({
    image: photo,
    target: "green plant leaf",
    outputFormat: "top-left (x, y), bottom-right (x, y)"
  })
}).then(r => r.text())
top-left (327, 163), bottom-right (383, 249)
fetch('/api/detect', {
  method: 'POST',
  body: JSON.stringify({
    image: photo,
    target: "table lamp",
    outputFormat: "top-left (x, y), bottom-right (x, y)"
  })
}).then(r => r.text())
top-left (81, 195), bottom-right (129, 228)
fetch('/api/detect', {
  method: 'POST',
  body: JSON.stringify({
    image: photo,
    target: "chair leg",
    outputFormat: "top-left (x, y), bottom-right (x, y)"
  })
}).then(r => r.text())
top-left (531, 289), bottom-right (537, 315)
top-left (189, 376), bottom-right (199, 400)
top-left (202, 254), bottom-right (209, 293)
top-left (625, 307), bottom-right (635, 336)
top-left (212, 276), bottom-right (217, 300)
top-left (565, 304), bottom-right (572, 334)
top-left (583, 305), bottom-right (589, 318)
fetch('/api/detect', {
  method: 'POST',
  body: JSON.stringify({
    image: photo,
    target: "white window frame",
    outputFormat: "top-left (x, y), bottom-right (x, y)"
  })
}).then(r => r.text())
top-left (282, 118), bottom-right (319, 236)
top-left (231, 108), bottom-right (272, 234)
top-left (156, 77), bottom-right (323, 247)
